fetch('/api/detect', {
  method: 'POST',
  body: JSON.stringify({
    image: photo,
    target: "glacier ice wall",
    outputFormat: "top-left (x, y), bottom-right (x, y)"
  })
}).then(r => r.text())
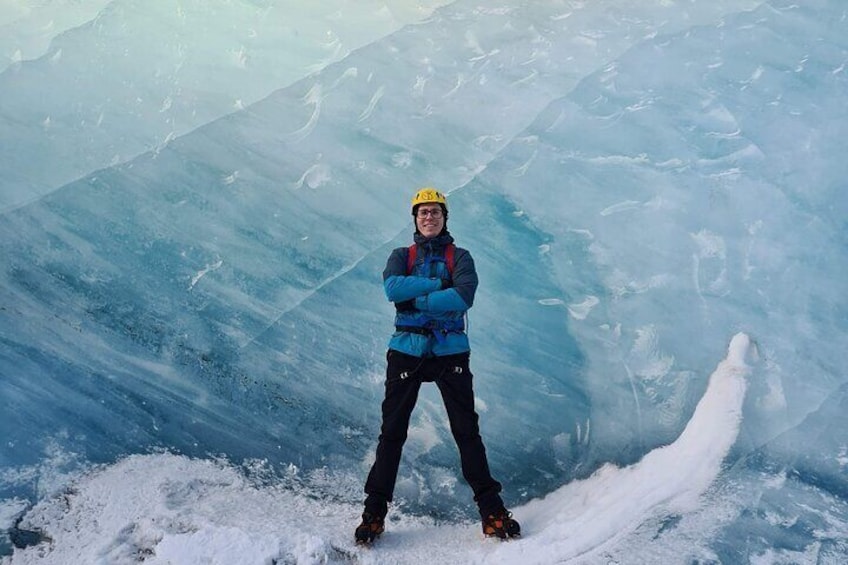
top-left (1, 0), bottom-right (846, 544)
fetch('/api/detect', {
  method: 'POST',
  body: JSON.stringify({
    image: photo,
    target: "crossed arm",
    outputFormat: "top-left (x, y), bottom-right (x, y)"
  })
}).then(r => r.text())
top-left (382, 247), bottom-right (478, 312)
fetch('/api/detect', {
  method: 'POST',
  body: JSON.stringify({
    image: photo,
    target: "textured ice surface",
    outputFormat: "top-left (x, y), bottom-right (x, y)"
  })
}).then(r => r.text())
top-left (1, 1), bottom-right (846, 562)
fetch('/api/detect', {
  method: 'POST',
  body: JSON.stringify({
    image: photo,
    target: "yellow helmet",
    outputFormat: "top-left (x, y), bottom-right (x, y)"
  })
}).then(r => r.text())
top-left (411, 187), bottom-right (447, 214)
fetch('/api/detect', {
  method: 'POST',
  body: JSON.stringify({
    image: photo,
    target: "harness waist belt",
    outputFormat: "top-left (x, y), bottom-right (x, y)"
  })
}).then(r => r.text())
top-left (395, 323), bottom-right (464, 335)
top-left (395, 326), bottom-right (433, 336)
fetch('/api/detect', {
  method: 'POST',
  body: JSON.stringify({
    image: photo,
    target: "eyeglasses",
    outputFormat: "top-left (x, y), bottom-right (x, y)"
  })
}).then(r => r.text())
top-left (416, 209), bottom-right (443, 219)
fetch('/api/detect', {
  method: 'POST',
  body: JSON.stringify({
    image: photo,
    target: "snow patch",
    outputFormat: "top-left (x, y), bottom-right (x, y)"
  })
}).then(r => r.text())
top-left (4, 334), bottom-right (752, 565)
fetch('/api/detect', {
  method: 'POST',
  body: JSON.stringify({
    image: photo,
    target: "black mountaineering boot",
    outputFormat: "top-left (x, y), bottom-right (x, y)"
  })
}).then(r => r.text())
top-left (355, 511), bottom-right (385, 544)
top-left (482, 508), bottom-right (521, 540)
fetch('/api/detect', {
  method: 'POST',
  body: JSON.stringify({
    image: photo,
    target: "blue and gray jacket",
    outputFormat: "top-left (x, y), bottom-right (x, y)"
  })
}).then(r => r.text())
top-left (383, 232), bottom-right (478, 357)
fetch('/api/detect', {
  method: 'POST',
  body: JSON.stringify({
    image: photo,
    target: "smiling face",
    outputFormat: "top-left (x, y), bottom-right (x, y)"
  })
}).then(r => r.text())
top-left (415, 203), bottom-right (445, 238)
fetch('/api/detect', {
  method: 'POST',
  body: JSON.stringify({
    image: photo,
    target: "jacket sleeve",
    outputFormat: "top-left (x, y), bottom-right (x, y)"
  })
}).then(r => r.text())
top-left (383, 247), bottom-right (441, 302)
top-left (414, 247), bottom-right (478, 312)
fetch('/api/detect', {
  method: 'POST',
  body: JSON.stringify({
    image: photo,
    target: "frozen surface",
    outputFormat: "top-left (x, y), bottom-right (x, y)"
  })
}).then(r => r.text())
top-left (7, 335), bottom-right (810, 565)
top-left (0, 0), bottom-right (454, 211)
top-left (1, 0), bottom-right (847, 563)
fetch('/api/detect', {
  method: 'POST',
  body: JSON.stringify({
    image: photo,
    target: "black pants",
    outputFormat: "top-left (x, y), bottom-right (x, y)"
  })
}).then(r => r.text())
top-left (364, 350), bottom-right (504, 519)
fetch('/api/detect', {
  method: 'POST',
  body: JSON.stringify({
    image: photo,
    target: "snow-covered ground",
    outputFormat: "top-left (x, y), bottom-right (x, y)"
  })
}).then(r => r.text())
top-left (2, 334), bottom-right (752, 564)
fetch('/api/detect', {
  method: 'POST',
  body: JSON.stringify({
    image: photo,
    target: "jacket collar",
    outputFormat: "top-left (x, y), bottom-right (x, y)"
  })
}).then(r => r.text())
top-left (414, 231), bottom-right (454, 248)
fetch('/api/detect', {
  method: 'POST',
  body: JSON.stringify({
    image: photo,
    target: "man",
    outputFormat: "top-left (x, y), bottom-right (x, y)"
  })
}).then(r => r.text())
top-left (355, 187), bottom-right (520, 544)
